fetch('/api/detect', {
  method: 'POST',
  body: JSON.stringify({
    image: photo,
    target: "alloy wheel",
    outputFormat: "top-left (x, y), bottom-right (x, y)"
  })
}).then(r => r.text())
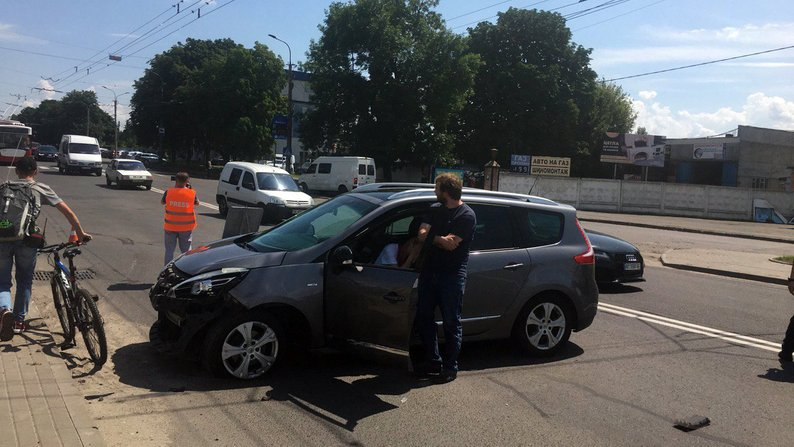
top-left (220, 321), bottom-right (279, 379)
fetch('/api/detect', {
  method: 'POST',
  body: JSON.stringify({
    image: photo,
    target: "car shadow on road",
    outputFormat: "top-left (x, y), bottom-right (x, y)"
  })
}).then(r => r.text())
top-left (107, 282), bottom-right (154, 291)
top-left (597, 283), bottom-right (644, 294)
top-left (458, 339), bottom-right (584, 372)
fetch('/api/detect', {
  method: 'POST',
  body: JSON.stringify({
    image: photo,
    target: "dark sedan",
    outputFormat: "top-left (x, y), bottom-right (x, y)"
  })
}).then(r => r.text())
top-left (586, 230), bottom-right (644, 285)
top-left (35, 145), bottom-right (58, 161)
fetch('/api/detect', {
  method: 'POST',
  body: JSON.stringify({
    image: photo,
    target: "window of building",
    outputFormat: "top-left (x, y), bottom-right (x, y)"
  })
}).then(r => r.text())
top-left (751, 177), bottom-right (768, 189)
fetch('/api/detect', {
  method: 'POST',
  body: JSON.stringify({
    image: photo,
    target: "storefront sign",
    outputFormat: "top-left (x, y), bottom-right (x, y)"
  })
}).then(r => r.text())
top-left (530, 156), bottom-right (571, 177)
top-left (693, 144), bottom-right (724, 160)
top-left (510, 154), bottom-right (530, 174)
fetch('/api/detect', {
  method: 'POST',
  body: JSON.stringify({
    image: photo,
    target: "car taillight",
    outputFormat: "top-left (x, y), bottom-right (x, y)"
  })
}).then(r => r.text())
top-left (574, 218), bottom-right (594, 265)
top-left (353, 177), bottom-right (358, 185)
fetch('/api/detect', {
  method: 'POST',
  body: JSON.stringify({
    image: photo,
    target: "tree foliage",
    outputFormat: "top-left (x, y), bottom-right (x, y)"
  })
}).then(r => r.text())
top-left (129, 38), bottom-right (286, 162)
top-left (456, 8), bottom-right (602, 171)
top-left (302, 0), bottom-right (480, 176)
top-left (12, 91), bottom-right (114, 145)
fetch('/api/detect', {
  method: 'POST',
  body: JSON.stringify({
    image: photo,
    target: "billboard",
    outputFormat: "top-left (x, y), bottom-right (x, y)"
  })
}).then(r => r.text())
top-left (693, 144), bottom-right (724, 160)
top-left (510, 154), bottom-right (530, 174)
top-left (601, 133), bottom-right (666, 167)
top-left (433, 168), bottom-right (465, 182)
top-left (530, 156), bottom-right (570, 177)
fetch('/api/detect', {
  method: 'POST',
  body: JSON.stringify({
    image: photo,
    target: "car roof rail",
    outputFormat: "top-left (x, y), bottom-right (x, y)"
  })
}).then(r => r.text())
top-left (357, 182), bottom-right (560, 206)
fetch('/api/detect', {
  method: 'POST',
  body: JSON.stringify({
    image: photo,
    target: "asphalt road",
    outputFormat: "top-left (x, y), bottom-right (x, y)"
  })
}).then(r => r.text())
top-left (24, 162), bottom-right (794, 447)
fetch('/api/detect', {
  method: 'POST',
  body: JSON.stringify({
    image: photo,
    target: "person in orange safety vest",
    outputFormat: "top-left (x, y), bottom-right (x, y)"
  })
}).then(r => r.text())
top-left (161, 172), bottom-right (199, 266)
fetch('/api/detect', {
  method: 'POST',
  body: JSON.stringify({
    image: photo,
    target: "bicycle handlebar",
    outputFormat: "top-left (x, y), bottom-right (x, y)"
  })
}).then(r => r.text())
top-left (38, 239), bottom-right (89, 254)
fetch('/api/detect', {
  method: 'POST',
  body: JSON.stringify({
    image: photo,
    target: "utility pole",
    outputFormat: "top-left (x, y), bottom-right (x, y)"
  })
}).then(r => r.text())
top-left (102, 86), bottom-right (130, 152)
top-left (268, 34), bottom-right (294, 173)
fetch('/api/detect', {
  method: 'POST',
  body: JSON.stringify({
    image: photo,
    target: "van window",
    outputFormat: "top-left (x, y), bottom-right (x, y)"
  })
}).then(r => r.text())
top-left (225, 168), bottom-right (243, 185)
top-left (68, 143), bottom-right (100, 154)
top-left (367, 164), bottom-right (375, 176)
top-left (306, 164), bottom-right (317, 174)
top-left (242, 172), bottom-right (256, 190)
top-left (358, 164), bottom-right (366, 175)
top-left (318, 163), bottom-right (332, 174)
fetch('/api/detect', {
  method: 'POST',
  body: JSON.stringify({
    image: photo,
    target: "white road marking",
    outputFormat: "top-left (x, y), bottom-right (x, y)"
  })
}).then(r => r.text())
top-left (150, 186), bottom-right (219, 211)
top-left (598, 302), bottom-right (780, 352)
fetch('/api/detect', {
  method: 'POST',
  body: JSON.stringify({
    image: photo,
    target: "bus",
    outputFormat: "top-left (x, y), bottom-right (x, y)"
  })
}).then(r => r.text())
top-left (0, 119), bottom-right (33, 165)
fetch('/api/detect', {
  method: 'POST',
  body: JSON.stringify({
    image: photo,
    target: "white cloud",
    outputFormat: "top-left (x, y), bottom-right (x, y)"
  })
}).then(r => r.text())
top-left (37, 80), bottom-right (57, 100)
top-left (632, 92), bottom-right (794, 137)
top-left (0, 23), bottom-right (46, 44)
top-left (659, 23), bottom-right (794, 47)
top-left (638, 90), bottom-right (657, 100)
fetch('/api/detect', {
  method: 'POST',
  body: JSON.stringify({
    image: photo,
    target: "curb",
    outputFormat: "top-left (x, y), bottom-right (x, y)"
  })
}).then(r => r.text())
top-left (660, 253), bottom-right (787, 286)
top-left (579, 217), bottom-right (794, 244)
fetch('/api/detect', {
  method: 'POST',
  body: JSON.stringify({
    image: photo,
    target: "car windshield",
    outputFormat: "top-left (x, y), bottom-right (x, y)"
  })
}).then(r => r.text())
top-left (68, 143), bottom-right (100, 154)
top-left (257, 173), bottom-right (299, 191)
top-left (243, 195), bottom-right (378, 253)
top-left (117, 161), bottom-right (146, 171)
top-left (38, 145), bottom-right (56, 153)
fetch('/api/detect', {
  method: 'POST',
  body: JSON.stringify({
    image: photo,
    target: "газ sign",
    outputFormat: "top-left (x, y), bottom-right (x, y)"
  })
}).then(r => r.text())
top-left (530, 156), bottom-right (570, 177)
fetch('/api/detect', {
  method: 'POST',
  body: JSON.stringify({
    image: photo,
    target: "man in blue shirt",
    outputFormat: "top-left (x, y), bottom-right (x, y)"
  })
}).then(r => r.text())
top-left (413, 173), bottom-right (476, 383)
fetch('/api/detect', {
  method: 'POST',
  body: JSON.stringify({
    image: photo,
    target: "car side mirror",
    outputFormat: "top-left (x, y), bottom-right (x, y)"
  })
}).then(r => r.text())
top-left (330, 246), bottom-right (354, 266)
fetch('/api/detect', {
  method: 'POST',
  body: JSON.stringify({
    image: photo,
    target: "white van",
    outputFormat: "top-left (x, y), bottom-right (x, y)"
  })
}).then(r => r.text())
top-left (57, 134), bottom-right (103, 176)
top-left (297, 156), bottom-right (376, 193)
top-left (216, 162), bottom-right (314, 222)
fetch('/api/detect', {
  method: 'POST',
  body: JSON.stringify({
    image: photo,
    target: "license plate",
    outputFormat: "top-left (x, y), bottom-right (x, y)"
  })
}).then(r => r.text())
top-left (624, 262), bottom-right (641, 271)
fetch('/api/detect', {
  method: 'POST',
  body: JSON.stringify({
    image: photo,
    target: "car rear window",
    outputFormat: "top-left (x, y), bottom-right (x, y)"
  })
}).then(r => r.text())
top-left (367, 164), bottom-right (375, 176)
top-left (358, 164), bottom-right (366, 175)
top-left (516, 208), bottom-right (564, 247)
top-left (468, 204), bottom-right (516, 251)
top-left (318, 163), bottom-right (332, 174)
top-left (117, 161), bottom-right (146, 171)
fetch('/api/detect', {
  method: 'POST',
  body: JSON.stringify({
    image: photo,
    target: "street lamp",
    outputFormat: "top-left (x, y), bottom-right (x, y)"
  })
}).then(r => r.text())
top-left (102, 86), bottom-right (130, 153)
top-left (268, 33), bottom-right (294, 173)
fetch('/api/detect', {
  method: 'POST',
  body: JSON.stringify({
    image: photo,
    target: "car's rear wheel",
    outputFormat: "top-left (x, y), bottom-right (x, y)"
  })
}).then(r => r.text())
top-left (337, 185), bottom-right (348, 194)
top-left (513, 294), bottom-right (572, 356)
top-left (217, 197), bottom-right (228, 217)
top-left (202, 312), bottom-right (283, 380)
top-left (299, 182), bottom-right (308, 193)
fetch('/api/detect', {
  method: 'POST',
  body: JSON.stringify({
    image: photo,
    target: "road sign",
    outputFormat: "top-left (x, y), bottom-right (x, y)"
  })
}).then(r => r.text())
top-left (272, 115), bottom-right (288, 140)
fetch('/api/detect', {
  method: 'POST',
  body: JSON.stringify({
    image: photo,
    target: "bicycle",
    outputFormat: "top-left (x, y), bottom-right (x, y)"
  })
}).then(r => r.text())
top-left (39, 241), bottom-right (107, 367)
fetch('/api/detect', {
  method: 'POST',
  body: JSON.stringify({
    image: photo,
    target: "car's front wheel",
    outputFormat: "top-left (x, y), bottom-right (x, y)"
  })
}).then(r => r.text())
top-left (105, 175), bottom-right (112, 186)
top-left (202, 312), bottom-right (283, 380)
top-left (217, 196), bottom-right (228, 217)
top-left (513, 294), bottom-right (572, 356)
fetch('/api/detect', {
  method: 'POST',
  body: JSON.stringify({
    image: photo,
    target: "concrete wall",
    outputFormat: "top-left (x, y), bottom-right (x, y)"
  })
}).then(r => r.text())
top-left (501, 172), bottom-right (794, 221)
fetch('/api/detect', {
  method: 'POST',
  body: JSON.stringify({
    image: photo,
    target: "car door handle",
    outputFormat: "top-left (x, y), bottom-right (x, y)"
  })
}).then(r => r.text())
top-left (503, 263), bottom-right (524, 271)
top-left (236, 186), bottom-right (240, 191)
top-left (383, 292), bottom-right (405, 303)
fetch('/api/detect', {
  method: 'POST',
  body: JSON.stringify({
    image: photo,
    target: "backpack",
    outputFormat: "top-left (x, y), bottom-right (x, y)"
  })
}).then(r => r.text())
top-left (0, 181), bottom-right (41, 242)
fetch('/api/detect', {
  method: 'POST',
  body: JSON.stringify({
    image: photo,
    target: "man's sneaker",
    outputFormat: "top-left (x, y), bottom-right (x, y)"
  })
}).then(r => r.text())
top-left (432, 369), bottom-right (457, 384)
top-left (12, 320), bottom-right (28, 335)
top-left (779, 351), bottom-right (793, 363)
top-left (0, 310), bottom-right (14, 341)
top-left (412, 362), bottom-right (442, 379)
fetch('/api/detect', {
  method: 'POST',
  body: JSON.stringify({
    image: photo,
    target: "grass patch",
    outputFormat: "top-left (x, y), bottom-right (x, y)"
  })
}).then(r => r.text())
top-left (772, 256), bottom-right (794, 265)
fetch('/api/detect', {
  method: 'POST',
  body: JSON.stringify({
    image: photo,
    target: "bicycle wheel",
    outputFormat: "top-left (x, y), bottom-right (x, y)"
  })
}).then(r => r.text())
top-left (75, 288), bottom-right (108, 367)
top-left (50, 274), bottom-right (75, 342)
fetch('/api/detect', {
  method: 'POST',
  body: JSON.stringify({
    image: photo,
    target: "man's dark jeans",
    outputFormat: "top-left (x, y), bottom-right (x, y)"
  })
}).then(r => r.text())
top-left (415, 271), bottom-right (466, 372)
top-left (782, 314), bottom-right (794, 355)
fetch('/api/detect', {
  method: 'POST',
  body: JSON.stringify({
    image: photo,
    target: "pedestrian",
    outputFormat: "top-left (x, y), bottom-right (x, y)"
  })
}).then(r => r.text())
top-left (0, 157), bottom-right (91, 341)
top-left (162, 172), bottom-right (199, 266)
top-left (779, 261), bottom-right (794, 363)
top-left (412, 173), bottom-right (476, 383)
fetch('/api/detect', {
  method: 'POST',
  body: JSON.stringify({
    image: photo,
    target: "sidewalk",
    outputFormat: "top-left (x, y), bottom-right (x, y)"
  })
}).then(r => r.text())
top-left (0, 299), bottom-right (105, 447)
top-left (578, 210), bottom-right (793, 285)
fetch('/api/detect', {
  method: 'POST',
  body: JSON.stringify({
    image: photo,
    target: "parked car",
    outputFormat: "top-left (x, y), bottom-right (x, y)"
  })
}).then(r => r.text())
top-left (149, 184), bottom-right (598, 379)
top-left (298, 156), bottom-right (376, 193)
top-left (100, 148), bottom-right (112, 159)
top-left (34, 144), bottom-right (58, 161)
top-left (105, 159), bottom-right (153, 189)
top-left (297, 160), bottom-right (313, 174)
top-left (216, 161), bottom-right (314, 222)
top-left (136, 152), bottom-right (161, 166)
top-left (586, 230), bottom-right (644, 285)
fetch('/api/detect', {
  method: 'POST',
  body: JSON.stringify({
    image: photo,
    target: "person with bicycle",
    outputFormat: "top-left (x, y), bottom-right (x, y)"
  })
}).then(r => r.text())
top-left (0, 157), bottom-right (91, 341)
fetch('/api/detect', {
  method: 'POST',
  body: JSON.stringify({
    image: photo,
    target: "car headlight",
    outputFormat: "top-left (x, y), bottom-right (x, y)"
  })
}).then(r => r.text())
top-left (68, 160), bottom-right (79, 165)
top-left (94, 162), bottom-right (102, 167)
top-left (269, 196), bottom-right (285, 205)
top-left (168, 267), bottom-right (249, 298)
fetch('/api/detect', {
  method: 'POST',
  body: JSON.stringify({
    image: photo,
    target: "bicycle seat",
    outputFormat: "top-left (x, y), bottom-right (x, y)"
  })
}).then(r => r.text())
top-left (64, 248), bottom-right (82, 258)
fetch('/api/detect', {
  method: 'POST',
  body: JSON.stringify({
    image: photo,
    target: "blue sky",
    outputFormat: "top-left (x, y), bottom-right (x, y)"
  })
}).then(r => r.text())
top-left (1, 0), bottom-right (793, 138)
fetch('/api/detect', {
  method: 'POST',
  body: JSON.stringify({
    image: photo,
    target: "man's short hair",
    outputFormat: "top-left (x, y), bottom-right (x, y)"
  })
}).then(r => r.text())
top-left (15, 157), bottom-right (37, 176)
top-left (435, 173), bottom-right (463, 200)
top-left (175, 172), bottom-right (189, 183)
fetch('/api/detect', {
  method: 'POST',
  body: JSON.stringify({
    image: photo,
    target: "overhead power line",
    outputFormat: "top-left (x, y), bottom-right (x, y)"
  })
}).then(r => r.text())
top-left (453, 0), bottom-right (584, 30)
top-left (447, 0), bottom-right (531, 22)
top-left (573, 0), bottom-right (667, 31)
top-left (604, 44), bottom-right (794, 82)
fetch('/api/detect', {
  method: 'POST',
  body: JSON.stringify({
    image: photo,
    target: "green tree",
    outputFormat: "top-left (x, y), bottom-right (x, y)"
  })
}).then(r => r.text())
top-left (13, 91), bottom-right (114, 145)
top-left (302, 0), bottom-right (480, 178)
top-left (456, 8), bottom-right (598, 169)
top-left (577, 82), bottom-right (636, 177)
top-left (130, 38), bottom-right (285, 162)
